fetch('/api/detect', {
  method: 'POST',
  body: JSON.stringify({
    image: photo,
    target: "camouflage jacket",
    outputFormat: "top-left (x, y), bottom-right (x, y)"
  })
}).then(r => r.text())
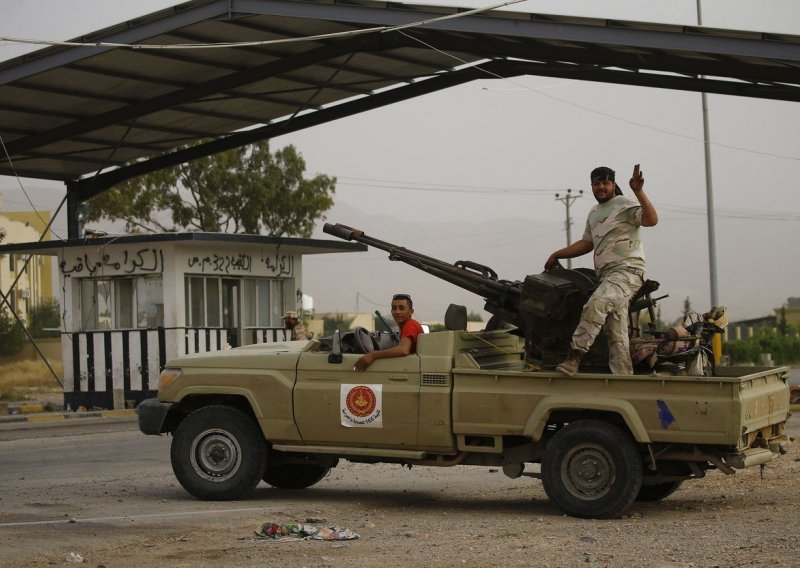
top-left (581, 195), bottom-right (645, 278)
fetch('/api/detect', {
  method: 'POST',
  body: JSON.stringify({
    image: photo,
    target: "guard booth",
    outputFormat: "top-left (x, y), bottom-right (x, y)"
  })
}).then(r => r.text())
top-left (0, 232), bottom-right (363, 411)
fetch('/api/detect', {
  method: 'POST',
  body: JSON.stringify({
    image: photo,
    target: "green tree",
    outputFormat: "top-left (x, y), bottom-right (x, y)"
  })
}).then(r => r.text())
top-left (467, 311), bottom-right (483, 322)
top-left (28, 299), bottom-right (61, 338)
top-left (777, 307), bottom-right (790, 337)
top-left (86, 141), bottom-right (335, 237)
top-left (323, 314), bottom-right (356, 337)
top-left (0, 310), bottom-right (25, 357)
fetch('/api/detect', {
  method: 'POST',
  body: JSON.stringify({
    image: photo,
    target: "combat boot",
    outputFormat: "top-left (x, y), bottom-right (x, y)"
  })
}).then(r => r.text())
top-left (556, 348), bottom-right (585, 377)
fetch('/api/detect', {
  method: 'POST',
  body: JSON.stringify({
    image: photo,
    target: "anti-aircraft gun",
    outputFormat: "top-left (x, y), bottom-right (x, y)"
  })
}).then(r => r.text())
top-left (323, 223), bottom-right (663, 368)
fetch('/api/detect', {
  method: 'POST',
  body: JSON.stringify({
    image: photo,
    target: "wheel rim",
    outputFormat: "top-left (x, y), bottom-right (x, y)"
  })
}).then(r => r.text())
top-left (190, 428), bottom-right (242, 482)
top-left (560, 443), bottom-right (616, 500)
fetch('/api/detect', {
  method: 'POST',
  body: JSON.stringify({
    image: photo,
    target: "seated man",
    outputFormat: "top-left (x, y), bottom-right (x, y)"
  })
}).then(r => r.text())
top-left (353, 293), bottom-right (424, 371)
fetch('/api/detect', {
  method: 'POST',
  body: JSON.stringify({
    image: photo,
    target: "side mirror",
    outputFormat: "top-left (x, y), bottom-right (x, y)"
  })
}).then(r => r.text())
top-left (328, 329), bottom-right (342, 364)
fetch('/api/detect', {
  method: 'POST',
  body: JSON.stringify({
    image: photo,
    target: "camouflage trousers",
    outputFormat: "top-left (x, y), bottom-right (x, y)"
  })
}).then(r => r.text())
top-left (571, 268), bottom-right (644, 375)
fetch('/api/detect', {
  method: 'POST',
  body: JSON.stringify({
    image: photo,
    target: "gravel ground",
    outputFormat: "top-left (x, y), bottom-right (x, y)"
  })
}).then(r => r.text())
top-left (7, 416), bottom-right (799, 568)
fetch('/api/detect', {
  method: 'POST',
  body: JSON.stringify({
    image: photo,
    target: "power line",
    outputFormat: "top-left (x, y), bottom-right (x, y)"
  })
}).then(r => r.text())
top-left (398, 31), bottom-right (800, 164)
top-left (659, 204), bottom-right (800, 221)
top-left (0, 0), bottom-right (525, 50)
top-left (331, 178), bottom-right (800, 220)
top-left (337, 179), bottom-right (563, 195)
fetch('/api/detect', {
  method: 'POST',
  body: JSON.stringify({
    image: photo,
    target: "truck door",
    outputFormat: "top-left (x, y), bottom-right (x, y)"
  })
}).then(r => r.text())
top-left (294, 350), bottom-right (420, 448)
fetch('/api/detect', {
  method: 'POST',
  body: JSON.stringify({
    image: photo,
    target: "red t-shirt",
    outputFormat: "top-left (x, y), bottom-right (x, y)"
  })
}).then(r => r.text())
top-left (400, 319), bottom-right (425, 354)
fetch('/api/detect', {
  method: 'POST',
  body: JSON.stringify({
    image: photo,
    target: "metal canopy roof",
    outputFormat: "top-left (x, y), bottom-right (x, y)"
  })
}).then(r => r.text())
top-left (1, 0), bottom-right (799, 202)
top-left (0, 231), bottom-right (366, 256)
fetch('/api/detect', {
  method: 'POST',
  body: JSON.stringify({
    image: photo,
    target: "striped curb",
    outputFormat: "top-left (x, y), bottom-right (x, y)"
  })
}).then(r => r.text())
top-left (0, 409), bottom-right (137, 424)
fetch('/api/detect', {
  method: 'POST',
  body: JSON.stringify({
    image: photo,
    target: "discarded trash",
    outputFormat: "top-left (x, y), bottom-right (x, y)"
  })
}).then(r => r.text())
top-left (245, 521), bottom-right (359, 542)
top-left (65, 552), bottom-right (84, 563)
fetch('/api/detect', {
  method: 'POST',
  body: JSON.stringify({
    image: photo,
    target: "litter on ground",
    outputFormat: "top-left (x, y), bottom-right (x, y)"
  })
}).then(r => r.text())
top-left (243, 521), bottom-right (359, 542)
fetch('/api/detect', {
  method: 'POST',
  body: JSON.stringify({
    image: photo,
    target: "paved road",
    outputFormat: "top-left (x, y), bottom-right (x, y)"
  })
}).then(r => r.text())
top-left (0, 421), bottom-right (542, 564)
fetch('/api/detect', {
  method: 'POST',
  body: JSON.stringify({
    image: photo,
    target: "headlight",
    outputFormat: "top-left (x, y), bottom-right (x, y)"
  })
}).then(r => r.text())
top-left (158, 368), bottom-right (182, 391)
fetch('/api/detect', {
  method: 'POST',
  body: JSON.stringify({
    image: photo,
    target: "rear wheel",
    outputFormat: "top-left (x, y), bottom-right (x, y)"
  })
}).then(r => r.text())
top-left (171, 405), bottom-right (266, 501)
top-left (263, 464), bottom-right (330, 489)
top-left (541, 420), bottom-right (642, 518)
top-left (636, 480), bottom-right (683, 502)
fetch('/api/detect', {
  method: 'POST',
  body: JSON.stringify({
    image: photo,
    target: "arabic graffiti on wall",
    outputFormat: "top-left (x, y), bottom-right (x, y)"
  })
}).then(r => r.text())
top-left (260, 253), bottom-right (293, 276)
top-left (60, 249), bottom-right (164, 275)
top-left (188, 253), bottom-right (252, 273)
top-left (185, 252), bottom-right (293, 276)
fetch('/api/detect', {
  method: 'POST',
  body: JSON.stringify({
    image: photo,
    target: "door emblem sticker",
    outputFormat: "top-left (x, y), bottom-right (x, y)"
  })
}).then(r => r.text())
top-left (341, 384), bottom-right (382, 428)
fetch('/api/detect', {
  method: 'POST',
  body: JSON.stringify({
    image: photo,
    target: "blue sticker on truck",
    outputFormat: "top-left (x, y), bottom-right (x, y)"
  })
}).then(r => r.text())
top-left (657, 400), bottom-right (676, 429)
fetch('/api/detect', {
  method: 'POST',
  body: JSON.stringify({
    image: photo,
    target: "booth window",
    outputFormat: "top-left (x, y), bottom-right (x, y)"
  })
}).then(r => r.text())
top-left (185, 276), bottom-right (222, 328)
top-left (80, 275), bottom-right (164, 330)
top-left (242, 278), bottom-right (284, 328)
top-left (185, 276), bottom-right (284, 329)
top-left (186, 276), bottom-right (220, 327)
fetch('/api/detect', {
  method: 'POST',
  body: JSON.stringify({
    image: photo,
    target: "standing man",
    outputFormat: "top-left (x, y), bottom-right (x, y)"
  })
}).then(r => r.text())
top-left (544, 164), bottom-right (658, 376)
top-left (354, 293), bottom-right (424, 371)
top-left (282, 310), bottom-right (308, 341)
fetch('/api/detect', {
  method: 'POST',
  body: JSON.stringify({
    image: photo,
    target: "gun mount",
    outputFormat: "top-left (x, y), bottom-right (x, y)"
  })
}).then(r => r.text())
top-left (323, 223), bottom-right (663, 367)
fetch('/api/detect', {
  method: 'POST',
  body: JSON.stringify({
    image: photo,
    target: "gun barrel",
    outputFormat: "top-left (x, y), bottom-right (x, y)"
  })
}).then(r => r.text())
top-left (323, 222), bottom-right (606, 363)
top-left (323, 223), bottom-right (520, 309)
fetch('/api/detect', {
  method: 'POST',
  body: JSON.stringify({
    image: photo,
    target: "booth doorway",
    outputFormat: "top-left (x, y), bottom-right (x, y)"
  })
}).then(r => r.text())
top-left (222, 279), bottom-right (241, 343)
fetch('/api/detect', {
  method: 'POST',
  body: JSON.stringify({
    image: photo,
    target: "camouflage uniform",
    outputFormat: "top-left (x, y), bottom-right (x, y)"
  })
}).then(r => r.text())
top-left (282, 311), bottom-right (308, 341)
top-left (571, 195), bottom-right (645, 374)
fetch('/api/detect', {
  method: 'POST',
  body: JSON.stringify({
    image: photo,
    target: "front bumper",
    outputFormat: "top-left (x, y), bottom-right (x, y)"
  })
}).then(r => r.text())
top-left (138, 398), bottom-right (173, 435)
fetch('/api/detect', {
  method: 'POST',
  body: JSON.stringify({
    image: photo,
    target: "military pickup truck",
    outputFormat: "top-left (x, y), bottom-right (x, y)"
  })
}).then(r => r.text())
top-left (138, 323), bottom-right (791, 519)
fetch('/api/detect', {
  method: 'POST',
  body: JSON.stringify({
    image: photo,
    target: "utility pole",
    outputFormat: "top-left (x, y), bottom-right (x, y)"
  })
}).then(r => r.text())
top-left (696, 0), bottom-right (722, 366)
top-left (555, 189), bottom-right (582, 268)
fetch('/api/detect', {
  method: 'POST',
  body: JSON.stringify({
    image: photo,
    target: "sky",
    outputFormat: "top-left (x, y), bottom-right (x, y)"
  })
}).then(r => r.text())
top-left (1, 0), bottom-right (798, 325)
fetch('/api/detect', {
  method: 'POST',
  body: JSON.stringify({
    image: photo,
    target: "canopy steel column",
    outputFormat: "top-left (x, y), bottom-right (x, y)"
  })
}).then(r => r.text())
top-left (66, 180), bottom-right (82, 239)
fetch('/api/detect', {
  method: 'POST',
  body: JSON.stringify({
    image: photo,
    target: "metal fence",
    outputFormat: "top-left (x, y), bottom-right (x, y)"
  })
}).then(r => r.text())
top-left (62, 326), bottom-right (237, 410)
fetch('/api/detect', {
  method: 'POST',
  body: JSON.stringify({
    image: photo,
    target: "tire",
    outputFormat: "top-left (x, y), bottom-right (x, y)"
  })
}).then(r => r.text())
top-left (636, 480), bottom-right (683, 502)
top-left (541, 419), bottom-right (643, 519)
top-left (170, 405), bottom-right (267, 501)
top-left (263, 464), bottom-right (330, 489)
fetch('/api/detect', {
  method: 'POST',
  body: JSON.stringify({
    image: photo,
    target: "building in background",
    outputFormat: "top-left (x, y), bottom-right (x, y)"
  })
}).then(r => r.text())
top-left (726, 297), bottom-right (800, 341)
top-left (775, 297), bottom-right (800, 327)
top-left (0, 208), bottom-right (55, 321)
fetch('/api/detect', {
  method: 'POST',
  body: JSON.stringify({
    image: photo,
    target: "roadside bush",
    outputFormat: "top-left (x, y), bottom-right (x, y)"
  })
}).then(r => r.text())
top-left (725, 326), bottom-right (800, 365)
top-left (0, 309), bottom-right (25, 357)
top-left (28, 298), bottom-right (61, 338)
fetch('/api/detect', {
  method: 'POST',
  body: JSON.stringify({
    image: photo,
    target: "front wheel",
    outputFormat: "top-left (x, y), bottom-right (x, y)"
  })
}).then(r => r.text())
top-left (541, 419), bottom-right (642, 519)
top-left (171, 405), bottom-right (267, 501)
